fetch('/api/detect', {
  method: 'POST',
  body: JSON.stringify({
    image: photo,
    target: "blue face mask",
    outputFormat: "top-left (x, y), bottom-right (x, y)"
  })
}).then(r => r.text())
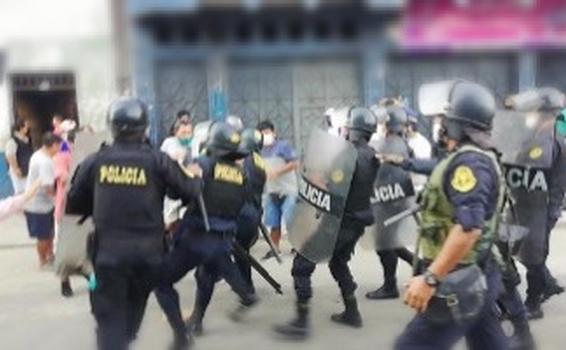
top-left (179, 137), bottom-right (192, 147)
top-left (556, 110), bottom-right (566, 136)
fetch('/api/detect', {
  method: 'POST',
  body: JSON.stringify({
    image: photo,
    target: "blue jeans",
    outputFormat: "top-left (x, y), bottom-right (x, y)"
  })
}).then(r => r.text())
top-left (395, 261), bottom-right (508, 350)
top-left (264, 193), bottom-right (297, 229)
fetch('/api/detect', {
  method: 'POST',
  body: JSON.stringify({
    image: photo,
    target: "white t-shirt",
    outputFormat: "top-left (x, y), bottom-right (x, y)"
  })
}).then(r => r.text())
top-left (407, 132), bottom-right (432, 160)
top-left (24, 149), bottom-right (55, 213)
top-left (160, 137), bottom-right (189, 162)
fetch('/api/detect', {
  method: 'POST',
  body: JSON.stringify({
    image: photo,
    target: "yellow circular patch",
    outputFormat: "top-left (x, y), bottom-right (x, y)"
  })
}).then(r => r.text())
top-left (230, 133), bottom-right (241, 144)
top-left (529, 146), bottom-right (543, 160)
top-left (451, 166), bottom-right (477, 193)
top-left (331, 170), bottom-right (344, 183)
top-left (254, 130), bottom-right (262, 142)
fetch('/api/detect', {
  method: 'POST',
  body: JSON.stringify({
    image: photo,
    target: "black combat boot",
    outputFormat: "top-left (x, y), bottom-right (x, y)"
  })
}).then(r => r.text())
top-left (508, 318), bottom-right (536, 350)
top-left (525, 297), bottom-right (544, 320)
top-left (273, 302), bottom-right (310, 339)
top-left (365, 280), bottom-right (399, 300)
top-left (185, 295), bottom-right (205, 336)
top-left (169, 331), bottom-right (192, 350)
top-left (61, 280), bottom-right (73, 298)
top-left (229, 293), bottom-right (259, 322)
top-left (542, 278), bottom-right (564, 303)
top-left (330, 295), bottom-right (363, 328)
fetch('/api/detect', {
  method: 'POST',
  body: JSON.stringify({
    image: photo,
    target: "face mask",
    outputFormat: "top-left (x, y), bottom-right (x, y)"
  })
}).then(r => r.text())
top-left (432, 121), bottom-right (442, 143)
top-left (263, 134), bottom-right (275, 146)
top-left (179, 137), bottom-right (192, 147)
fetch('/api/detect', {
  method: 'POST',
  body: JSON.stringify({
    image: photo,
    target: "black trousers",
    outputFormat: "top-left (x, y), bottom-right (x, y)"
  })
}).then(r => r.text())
top-left (160, 230), bottom-right (253, 302)
top-left (292, 225), bottom-right (364, 303)
top-left (91, 264), bottom-right (157, 350)
top-left (377, 248), bottom-right (415, 285)
top-left (193, 225), bottom-right (259, 321)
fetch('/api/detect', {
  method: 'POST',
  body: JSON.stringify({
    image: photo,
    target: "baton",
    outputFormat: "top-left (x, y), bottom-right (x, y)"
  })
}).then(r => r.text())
top-left (177, 161), bottom-right (210, 232)
top-left (383, 205), bottom-right (422, 276)
top-left (259, 222), bottom-right (283, 264)
top-left (232, 241), bottom-right (283, 295)
top-left (198, 195), bottom-right (211, 233)
top-left (383, 205), bottom-right (421, 227)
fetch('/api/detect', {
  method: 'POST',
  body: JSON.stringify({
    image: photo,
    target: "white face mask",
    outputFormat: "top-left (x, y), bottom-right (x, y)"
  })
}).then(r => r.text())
top-left (432, 120), bottom-right (442, 143)
top-left (263, 133), bottom-right (275, 146)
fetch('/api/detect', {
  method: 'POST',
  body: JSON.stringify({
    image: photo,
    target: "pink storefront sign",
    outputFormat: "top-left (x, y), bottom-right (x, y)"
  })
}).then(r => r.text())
top-left (402, 0), bottom-right (566, 50)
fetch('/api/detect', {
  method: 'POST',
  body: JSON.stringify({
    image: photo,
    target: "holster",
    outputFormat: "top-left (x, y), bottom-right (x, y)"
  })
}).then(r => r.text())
top-left (424, 263), bottom-right (488, 325)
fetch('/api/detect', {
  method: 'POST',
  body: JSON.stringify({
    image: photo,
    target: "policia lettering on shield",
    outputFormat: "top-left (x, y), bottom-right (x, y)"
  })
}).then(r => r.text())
top-left (394, 81), bottom-right (508, 349)
top-left (274, 107), bottom-right (380, 338)
top-left (499, 88), bottom-right (566, 321)
top-left (66, 97), bottom-right (203, 350)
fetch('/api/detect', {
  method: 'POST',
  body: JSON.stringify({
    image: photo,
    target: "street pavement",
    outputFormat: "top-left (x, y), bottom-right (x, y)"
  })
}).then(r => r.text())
top-left (1, 214), bottom-right (565, 350)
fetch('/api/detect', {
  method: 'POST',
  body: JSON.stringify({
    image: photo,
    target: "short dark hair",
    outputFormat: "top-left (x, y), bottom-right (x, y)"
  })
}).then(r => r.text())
top-left (257, 120), bottom-right (275, 132)
top-left (42, 132), bottom-right (63, 147)
top-left (177, 110), bottom-right (191, 119)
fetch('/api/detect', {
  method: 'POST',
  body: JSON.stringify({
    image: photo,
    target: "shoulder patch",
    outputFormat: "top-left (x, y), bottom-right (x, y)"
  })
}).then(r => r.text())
top-left (450, 165), bottom-right (477, 193)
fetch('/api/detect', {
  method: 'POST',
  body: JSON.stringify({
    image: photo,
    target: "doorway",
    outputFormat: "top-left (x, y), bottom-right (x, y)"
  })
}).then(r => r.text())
top-left (11, 72), bottom-right (79, 148)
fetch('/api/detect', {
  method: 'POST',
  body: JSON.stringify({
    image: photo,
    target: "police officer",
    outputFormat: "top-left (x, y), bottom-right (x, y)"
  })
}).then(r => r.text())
top-left (395, 81), bottom-right (508, 349)
top-left (66, 97), bottom-right (202, 350)
top-left (504, 88), bottom-right (566, 320)
top-left (367, 106), bottom-right (418, 300)
top-left (185, 128), bottom-right (266, 335)
top-left (274, 107), bottom-right (380, 338)
top-left (159, 122), bottom-right (258, 334)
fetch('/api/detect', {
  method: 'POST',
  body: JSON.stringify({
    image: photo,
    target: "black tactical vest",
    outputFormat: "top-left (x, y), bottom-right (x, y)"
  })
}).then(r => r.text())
top-left (92, 143), bottom-right (165, 264)
top-left (202, 158), bottom-right (247, 220)
top-left (14, 136), bottom-right (33, 176)
top-left (344, 140), bottom-right (380, 218)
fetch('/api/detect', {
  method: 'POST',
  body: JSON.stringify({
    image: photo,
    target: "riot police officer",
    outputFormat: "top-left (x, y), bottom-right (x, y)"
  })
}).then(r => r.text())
top-left (367, 106), bottom-right (418, 300)
top-left (159, 122), bottom-right (258, 335)
top-left (185, 128), bottom-right (267, 335)
top-left (395, 81), bottom-right (508, 349)
top-left (274, 107), bottom-right (380, 338)
top-left (503, 88), bottom-right (566, 320)
top-left (66, 97), bottom-right (202, 350)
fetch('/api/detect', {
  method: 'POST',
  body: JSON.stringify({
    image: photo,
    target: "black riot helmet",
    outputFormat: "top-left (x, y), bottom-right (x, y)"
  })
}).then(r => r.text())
top-left (345, 106), bottom-right (377, 141)
top-left (445, 81), bottom-right (496, 132)
top-left (206, 122), bottom-right (247, 159)
top-left (239, 128), bottom-right (263, 154)
top-left (385, 106), bottom-right (409, 135)
top-left (107, 97), bottom-right (148, 140)
top-left (507, 87), bottom-right (565, 113)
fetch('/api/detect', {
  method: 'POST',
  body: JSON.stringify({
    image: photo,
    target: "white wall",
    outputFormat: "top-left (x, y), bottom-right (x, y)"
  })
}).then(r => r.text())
top-left (0, 0), bottom-right (115, 149)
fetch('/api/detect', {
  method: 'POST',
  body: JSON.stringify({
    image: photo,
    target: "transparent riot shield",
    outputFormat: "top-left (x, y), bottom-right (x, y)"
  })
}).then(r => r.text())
top-left (55, 131), bottom-right (108, 277)
top-left (191, 121), bottom-right (213, 159)
top-left (288, 129), bottom-right (357, 263)
top-left (492, 111), bottom-right (555, 169)
top-left (362, 135), bottom-right (418, 251)
top-left (492, 111), bottom-right (556, 265)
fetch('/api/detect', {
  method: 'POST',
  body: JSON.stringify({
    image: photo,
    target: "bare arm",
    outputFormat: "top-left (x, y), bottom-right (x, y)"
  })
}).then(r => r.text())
top-left (273, 160), bottom-right (299, 177)
top-left (6, 154), bottom-right (22, 177)
top-left (428, 225), bottom-right (481, 279)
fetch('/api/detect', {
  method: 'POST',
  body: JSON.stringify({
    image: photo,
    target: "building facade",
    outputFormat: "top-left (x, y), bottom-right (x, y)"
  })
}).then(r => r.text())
top-left (126, 0), bottom-right (566, 148)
